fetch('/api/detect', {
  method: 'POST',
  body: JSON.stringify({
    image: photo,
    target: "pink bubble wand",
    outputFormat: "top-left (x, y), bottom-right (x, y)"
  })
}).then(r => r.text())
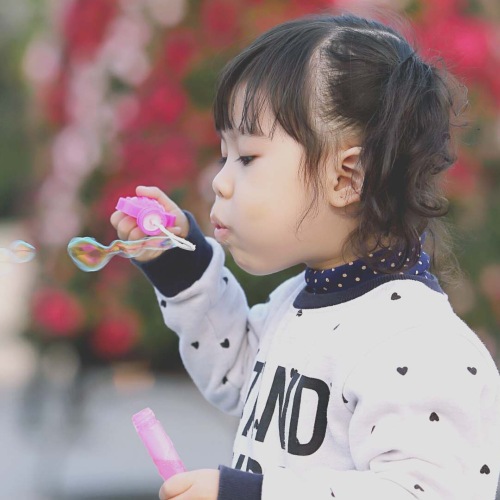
top-left (132, 407), bottom-right (186, 481)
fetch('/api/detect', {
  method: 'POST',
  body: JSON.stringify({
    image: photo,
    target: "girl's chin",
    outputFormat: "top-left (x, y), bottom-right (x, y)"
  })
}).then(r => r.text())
top-left (230, 249), bottom-right (288, 277)
top-left (214, 226), bottom-right (231, 242)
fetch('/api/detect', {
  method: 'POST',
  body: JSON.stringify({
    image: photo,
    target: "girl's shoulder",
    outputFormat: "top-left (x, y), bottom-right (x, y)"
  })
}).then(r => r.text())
top-left (359, 279), bottom-right (499, 379)
top-left (266, 271), bottom-right (306, 306)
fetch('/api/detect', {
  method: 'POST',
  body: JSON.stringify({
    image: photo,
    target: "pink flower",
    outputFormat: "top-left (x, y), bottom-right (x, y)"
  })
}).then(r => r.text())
top-left (32, 287), bottom-right (84, 337)
top-left (91, 311), bottom-right (140, 360)
top-left (416, 15), bottom-right (494, 83)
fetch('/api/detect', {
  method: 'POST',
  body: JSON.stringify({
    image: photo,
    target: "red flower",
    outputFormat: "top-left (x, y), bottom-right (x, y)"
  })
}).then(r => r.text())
top-left (129, 79), bottom-right (188, 130)
top-left (147, 82), bottom-right (188, 124)
top-left (120, 138), bottom-right (157, 174)
top-left (43, 70), bottom-right (69, 126)
top-left (165, 30), bottom-right (198, 77)
top-left (201, 0), bottom-right (240, 48)
top-left (33, 287), bottom-right (84, 337)
top-left (62, 0), bottom-right (117, 61)
top-left (91, 311), bottom-right (141, 360)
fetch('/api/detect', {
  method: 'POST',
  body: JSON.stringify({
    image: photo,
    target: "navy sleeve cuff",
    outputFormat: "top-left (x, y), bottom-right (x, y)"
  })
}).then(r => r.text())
top-left (134, 211), bottom-right (213, 297)
top-left (218, 466), bottom-right (263, 500)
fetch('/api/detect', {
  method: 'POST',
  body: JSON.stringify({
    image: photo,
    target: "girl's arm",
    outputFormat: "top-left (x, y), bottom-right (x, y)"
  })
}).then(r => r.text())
top-left (135, 212), bottom-right (271, 416)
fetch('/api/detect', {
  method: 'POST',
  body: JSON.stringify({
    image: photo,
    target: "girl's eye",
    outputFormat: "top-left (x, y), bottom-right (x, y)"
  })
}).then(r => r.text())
top-left (218, 155), bottom-right (255, 166)
top-left (238, 156), bottom-right (255, 166)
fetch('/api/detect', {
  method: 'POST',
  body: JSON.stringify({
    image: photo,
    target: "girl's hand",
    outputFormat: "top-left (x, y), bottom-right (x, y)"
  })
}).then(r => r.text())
top-left (110, 186), bottom-right (190, 262)
top-left (159, 469), bottom-right (219, 500)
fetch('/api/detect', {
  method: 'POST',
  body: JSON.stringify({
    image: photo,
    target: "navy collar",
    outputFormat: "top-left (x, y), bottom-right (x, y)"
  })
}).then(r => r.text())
top-left (304, 251), bottom-right (432, 294)
top-left (296, 247), bottom-right (443, 309)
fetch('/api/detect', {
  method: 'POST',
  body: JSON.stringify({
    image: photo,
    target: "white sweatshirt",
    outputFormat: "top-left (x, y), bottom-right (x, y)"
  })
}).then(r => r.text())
top-left (138, 223), bottom-right (500, 500)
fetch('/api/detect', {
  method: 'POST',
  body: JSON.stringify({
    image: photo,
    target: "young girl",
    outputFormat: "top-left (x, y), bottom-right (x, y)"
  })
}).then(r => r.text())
top-left (111, 13), bottom-right (500, 500)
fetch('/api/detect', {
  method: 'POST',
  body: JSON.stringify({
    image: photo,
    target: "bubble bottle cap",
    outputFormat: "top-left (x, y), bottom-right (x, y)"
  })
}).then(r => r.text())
top-left (116, 196), bottom-right (176, 236)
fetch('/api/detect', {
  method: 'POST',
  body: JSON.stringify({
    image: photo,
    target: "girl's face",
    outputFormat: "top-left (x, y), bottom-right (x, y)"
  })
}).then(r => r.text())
top-left (210, 91), bottom-right (359, 275)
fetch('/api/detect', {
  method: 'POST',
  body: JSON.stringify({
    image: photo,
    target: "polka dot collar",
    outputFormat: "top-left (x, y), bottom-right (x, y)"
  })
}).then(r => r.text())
top-left (305, 250), bottom-right (432, 294)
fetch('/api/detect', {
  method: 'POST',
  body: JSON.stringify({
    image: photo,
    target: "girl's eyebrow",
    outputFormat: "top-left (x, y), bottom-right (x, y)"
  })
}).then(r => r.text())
top-left (217, 129), bottom-right (269, 140)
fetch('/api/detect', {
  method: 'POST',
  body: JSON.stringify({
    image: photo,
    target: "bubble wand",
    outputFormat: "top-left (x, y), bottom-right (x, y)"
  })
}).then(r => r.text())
top-left (132, 407), bottom-right (186, 481)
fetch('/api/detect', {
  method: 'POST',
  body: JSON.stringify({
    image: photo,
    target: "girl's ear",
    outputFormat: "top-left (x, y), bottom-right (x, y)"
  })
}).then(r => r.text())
top-left (326, 146), bottom-right (364, 208)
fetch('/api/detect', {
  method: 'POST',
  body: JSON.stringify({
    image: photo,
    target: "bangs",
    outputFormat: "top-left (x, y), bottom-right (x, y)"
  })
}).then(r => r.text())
top-left (213, 17), bottom-right (333, 142)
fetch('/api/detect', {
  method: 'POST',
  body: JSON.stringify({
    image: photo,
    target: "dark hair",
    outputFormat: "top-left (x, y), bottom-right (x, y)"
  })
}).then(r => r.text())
top-left (213, 13), bottom-right (467, 277)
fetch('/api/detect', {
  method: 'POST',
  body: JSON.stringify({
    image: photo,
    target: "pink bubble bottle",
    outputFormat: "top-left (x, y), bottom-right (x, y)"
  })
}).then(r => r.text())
top-left (132, 407), bottom-right (186, 480)
top-left (116, 196), bottom-right (176, 236)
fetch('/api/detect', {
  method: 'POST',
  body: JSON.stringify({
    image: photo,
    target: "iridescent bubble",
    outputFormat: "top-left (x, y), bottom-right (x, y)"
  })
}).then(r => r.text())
top-left (0, 240), bottom-right (36, 264)
top-left (67, 236), bottom-right (177, 272)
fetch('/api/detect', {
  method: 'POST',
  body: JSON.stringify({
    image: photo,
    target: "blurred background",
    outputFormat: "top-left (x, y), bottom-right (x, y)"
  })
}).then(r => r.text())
top-left (0, 0), bottom-right (499, 498)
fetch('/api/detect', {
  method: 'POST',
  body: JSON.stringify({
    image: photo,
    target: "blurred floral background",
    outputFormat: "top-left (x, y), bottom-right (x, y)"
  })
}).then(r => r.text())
top-left (0, 0), bottom-right (499, 498)
top-left (13, 0), bottom-right (500, 371)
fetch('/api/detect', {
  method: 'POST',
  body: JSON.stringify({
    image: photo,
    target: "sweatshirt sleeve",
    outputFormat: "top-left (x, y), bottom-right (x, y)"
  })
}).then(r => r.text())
top-left (260, 323), bottom-right (500, 500)
top-left (134, 211), bottom-right (213, 297)
top-left (135, 212), bottom-right (273, 417)
top-left (218, 466), bottom-right (263, 500)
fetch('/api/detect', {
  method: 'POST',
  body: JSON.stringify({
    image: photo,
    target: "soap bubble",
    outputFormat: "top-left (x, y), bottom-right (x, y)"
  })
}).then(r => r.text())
top-left (0, 240), bottom-right (36, 264)
top-left (67, 236), bottom-right (176, 272)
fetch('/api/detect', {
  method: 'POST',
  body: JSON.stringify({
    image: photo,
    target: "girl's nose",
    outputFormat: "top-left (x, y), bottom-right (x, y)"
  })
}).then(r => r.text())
top-left (212, 165), bottom-right (233, 199)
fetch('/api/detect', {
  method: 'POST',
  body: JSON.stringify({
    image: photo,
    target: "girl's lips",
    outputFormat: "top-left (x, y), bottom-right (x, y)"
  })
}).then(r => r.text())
top-left (210, 214), bottom-right (227, 229)
top-left (210, 215), bottom-right (230, 242)
top-left (214, 226), bottom-right (230, 242)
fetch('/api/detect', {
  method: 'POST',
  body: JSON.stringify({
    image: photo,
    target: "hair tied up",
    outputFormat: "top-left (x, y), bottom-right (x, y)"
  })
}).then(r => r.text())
top-left (398, 51), bottom-right (416, 67)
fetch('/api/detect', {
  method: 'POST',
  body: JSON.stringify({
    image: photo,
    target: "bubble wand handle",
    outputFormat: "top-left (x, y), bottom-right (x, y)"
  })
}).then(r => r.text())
top-left (132, 408), bottom-right (186, 481)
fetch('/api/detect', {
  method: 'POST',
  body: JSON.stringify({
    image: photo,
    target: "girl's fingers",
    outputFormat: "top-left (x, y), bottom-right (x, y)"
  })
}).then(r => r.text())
top-left (159, 473), bottom-right (192, 499)
top-left (128, 226), bottom-right (148, 241)
top-left (170, 226), bottom-right (182, 235)
top-left (116, 215), bottom-right (143, 241)
top-left (110, 210), bottom-right (126, 229)
top-left (136, 186), bottom-right (179, 212)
